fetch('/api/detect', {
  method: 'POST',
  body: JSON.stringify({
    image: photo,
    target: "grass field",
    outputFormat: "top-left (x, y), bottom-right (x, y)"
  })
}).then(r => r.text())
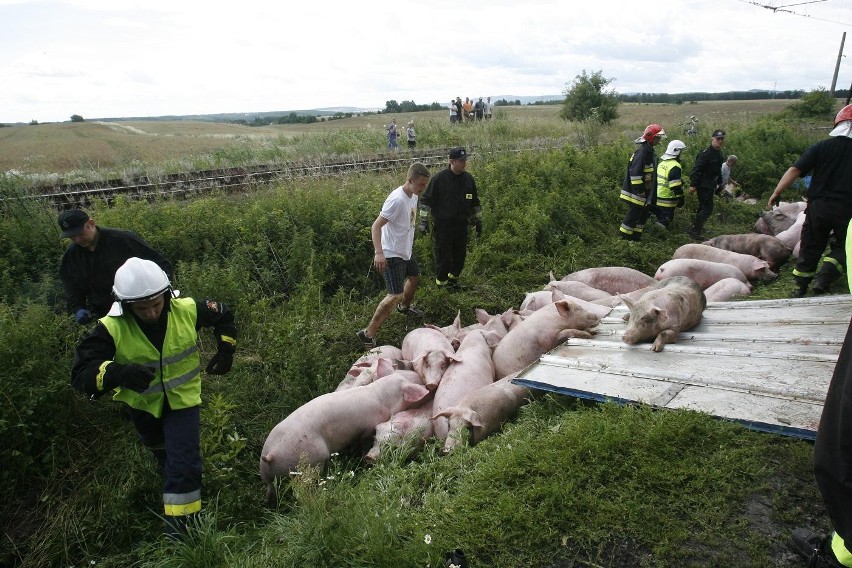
top-left (0, 99), bottom-right (801, 178)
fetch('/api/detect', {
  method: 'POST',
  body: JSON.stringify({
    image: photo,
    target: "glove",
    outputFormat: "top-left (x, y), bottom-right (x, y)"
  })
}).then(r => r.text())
top-left (677, 196), bottom-right (685, 208)
top-left (206, 344), bottom-right (234, 375)
top-left (112, 363), bottom-right (154, 393)
top-left (75, 308), bottom-right (93, 325)
top-left (417, 217), bottom-right (430, 234)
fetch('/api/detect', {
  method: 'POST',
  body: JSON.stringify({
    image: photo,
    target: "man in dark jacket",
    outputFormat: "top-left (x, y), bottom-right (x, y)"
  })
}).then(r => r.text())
top-left (58, 209), bottom-right (172, 323)
top-left (687, 129), bottom-right (726, 240)
top-left (418, 147), bottom-right (481, 290)
top-left (619, 124), bottom-right (665, 241)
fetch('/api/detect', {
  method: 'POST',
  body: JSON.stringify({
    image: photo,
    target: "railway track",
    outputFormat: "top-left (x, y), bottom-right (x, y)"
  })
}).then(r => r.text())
top-left (4, 148), bottom-right (465, 210)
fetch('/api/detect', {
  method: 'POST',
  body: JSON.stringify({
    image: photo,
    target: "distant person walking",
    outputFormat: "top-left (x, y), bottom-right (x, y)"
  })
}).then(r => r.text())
top-left (767, 105), bottom-right (852, 298)
top-left (418, 147), bottom-right (481, 290)
top-left (58, 209), bottom-right (172, 323)
top-left (406, 121), bottom-right (416, 148)
top-left (619, 124), bottom-right (665, 241)
top-left (386, 120), bottom-right (400, 150)
top-left (356, 162), bottom-right (431, 349)
top-left (474, 98), bottom-right (484, 121)
top-left (686, 129), bottom-right (726, 240)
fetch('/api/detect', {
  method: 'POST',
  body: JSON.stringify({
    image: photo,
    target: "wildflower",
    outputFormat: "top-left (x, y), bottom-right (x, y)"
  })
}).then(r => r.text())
top-left (347, 471), bottom-right (355, 478)
top-left (424, 534), bottom-right (432, 544)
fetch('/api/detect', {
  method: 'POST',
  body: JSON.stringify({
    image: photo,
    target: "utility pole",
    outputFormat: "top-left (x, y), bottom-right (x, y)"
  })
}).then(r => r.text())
top-left (830, 31), bottom-right (846, 97)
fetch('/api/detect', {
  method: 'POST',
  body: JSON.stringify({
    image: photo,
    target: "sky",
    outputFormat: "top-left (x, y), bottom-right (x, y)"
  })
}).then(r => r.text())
top-left (3, 0), bottom-right (852, 124)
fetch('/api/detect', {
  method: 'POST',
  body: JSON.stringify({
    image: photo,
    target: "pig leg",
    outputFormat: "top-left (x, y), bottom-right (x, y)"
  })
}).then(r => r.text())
top-left (555, 328), bottom-right (595, 342)
top-left (652, 329), bottom-right (678, 352)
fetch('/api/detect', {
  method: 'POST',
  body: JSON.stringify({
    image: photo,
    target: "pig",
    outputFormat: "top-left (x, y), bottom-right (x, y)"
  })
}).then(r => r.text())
top-left (703, 277), bottom-right (752, 302)
top-left (703, 233), bottom-right (792, 270)
top-left (455, 307), bottom-right (515, 345)
top-left (621, 276), bottom-right (706, 352)
top-left (260, 368), bottom-right (430, 505)
top-left (775, 210), bottom-right (806, 250)
top-left (672, 243), bottom-right (777, 282)
top-left (432, 373), bottom-right (532, 453)
top-left (424, 311), bottom-right (463, 351)
top-left (366, 401), bottom-right (434, 462)
top-left (492, 299), bottom-right (600, 379)
top-left (753, 201), bottom-right (807, 235)
top-left (544, 272), bottom-right (615, 302)
top-left (561, 266), bottom-right (657, 295)
top-left (655, 258), bottom-right (750, 290)
top-left (401, 327), bottom-right (457, 390)
top-left (335, 345), bottom-right (406, 391)
top-left (431, 329), bottom-right (500, 440)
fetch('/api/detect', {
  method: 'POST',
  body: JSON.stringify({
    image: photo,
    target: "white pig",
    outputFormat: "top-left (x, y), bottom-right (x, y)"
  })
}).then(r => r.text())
top-left (492, 299), bottom-right (600, 379)
top-left (703, 234), bottom-right (792, 270)
top-left (401, 327), bottom-right (457, 390)
top-left (655, 258), bottom-right (750, 289)
top-left (366, 401), bottom-right (435, 462)
top-left (544, 272), bottom-right (615, 302)
top-left (260, 369), bottom-right (430, 505)
top-left (672, 243), bottom-right (777, 282)
top-left (432, 373), bottom-right (532, 453)
top-left (335, 345), bottom-right (406, 391)
top-left (703, 278), bottom-right (752, 302)
top-left (424, 311), bottom-right (462, 351)
top-left (621, 276), bottom-right (706, 352)
top-left (561, 266), bottom-right (657, 295)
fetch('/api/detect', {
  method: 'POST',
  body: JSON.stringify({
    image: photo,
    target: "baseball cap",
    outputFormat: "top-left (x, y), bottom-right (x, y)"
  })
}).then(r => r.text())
top-left (712, 130), bottom-right (726, 139)
top-left (58, 209), bottom-right (90, 238)
top-left (449, 147), bottom-right (468, 160)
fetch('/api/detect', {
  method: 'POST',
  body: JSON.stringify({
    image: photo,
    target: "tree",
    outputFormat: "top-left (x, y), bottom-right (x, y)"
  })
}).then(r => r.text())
top-left (384, 100), bottom-right (401, 114)
top-left (559, 70), bottom-right (619, 124)
top-left (786, 87), bottom-right (836, 119)
top-left (70, 114), bottom-right (84, 122)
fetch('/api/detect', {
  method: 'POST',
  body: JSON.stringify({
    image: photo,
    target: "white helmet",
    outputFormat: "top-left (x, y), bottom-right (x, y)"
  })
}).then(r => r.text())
top-left (107, 258), bottom-right (177, 316)
top-left (662, 139), bottom-right (686, 159)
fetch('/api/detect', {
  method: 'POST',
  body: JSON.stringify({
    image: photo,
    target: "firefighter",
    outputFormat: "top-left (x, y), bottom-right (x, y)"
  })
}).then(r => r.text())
top-left (649, 139), bottom-right (687, 229)
top-left (767, 104), bottom-right (852, 297)
top-left (70, 257), bottom-right (237, 537)
top-left (619, 124), bottom-right (665, 241)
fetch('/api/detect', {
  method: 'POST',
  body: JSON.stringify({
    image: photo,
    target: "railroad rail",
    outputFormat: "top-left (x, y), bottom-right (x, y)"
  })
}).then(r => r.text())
top-left (2, 147), bottom-right (469, 210)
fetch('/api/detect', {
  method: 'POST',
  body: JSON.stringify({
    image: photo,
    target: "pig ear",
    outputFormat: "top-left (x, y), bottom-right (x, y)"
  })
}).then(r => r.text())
top-left (431, 409), bottom-right (452, 421)
top-left (620, 295), bottom-right (636, 311)
top-left (753, 259), bottom-right (769, 270)
top-left (449, 353), bottom-right (464, 364)
top-left (375, 357), bottom-right (395, 378)
top-left (452, 310), bottom-right (462, 329)
top-left (402, 383), bottom-right (430, 403)
top-left (549, 270), bottom-right (557, 282)
top-left (475, 308), bottom-right (490, 324)
top-left (460, 408), bottom-right (483, 428)
top-left (550, 288), bottom-right (565, 301)
top-left (481, 330), bottom-right (502, 348)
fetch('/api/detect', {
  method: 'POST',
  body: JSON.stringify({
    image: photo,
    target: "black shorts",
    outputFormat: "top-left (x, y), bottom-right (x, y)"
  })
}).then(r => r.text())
top-left (383, 256), bottom-right (420, 294)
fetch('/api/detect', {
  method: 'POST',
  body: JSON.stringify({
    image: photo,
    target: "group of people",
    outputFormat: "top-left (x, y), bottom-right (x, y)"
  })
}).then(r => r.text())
top-left (384, 119), bottom-right (417, 150)
top-left (618, 125), bottom-right (734, 242)
top-left (357, 146), bottom-right (481, 349)
top-left (449, 96), bottom-right (493, 124)
top-left (58, 208), bottom-right (237, 537)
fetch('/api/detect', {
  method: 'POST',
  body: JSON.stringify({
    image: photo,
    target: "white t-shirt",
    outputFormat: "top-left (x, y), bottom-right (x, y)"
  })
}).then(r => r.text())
top-left (380, 185), bottom-right (418, 260)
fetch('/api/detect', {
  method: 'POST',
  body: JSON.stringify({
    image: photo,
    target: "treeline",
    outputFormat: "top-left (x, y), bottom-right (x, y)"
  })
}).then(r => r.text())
top-left (620, 89), bottom-right (850, 104)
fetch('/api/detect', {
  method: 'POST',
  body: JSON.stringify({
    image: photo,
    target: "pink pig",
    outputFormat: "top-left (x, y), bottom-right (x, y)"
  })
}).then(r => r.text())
top-left (260, 368), bottom-right (430, 505)
top-left (401, 327), bottom-right (457, 390)
top-left (335, 345), bottom-right (406, 391)
top-left (703, 277), bottom-right (752, 302)
top-left (561, 266), bottom-right (656, 295)
top-left (366, 400), bottom-right (435, 462)
top-left (655, 258), bottom-right (750, 289)
top-left (492, 299), bottom-right (600, 379)
top-left (672, 243), bottom-right (777, 282)
top-left (621, 276), bottom-right (706, 352)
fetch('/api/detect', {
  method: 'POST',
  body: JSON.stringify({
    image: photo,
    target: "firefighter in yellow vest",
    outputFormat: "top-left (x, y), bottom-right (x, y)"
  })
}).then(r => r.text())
top-left (648, 140), bottom-right (687, 229)
top-left (71, 257), bottom-right (237, 537)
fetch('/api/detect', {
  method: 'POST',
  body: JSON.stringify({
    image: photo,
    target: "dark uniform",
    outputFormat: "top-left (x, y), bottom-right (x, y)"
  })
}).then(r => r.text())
top-left (790, 136), bottom-right (852, 295)
top-left (420, 165), bottom-right (480, 287)
top-left (688, 144), bottom-right (724, 238)
top-left (60, 227), bottom-right (172, 317)
top-left (619, 140), bottom-right (656, 240)
top-left (71, 296), bottom-right (236, 534)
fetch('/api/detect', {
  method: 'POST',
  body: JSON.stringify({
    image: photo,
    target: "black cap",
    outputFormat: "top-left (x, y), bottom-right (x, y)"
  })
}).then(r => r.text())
top-left (712, 129), bottom-right (726, 139)
top-left (449, 147), bottom-right (468, 160)
top-left (58, 209), bottom-right (90, 238)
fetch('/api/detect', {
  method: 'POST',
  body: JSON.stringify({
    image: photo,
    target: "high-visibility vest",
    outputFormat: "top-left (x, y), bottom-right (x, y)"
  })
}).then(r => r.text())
top-left (656, 158), bottom-right (684, 208)
top-left (101, 297), bottom-right (201, 418)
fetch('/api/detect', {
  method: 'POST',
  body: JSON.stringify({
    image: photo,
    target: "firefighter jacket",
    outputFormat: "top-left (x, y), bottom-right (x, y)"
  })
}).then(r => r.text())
top-left (655, 158), bottom-right (684, 208)
top-left (71, 296), bottom-right (237, 417)
top-left (620, 141), bottom-right (656, 205)
top-left (420, 167), bottom-right (480, 221)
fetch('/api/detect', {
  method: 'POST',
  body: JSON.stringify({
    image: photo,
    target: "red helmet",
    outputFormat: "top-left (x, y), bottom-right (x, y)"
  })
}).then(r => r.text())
top-left (835, 104), bottom-right (852, 126)
top-left (642, 124), bottom-right (666, 142)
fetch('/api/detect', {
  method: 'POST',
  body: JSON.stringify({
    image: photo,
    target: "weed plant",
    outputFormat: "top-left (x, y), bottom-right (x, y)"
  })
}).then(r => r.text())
top-left (0, 112), bottom-right (831, 567)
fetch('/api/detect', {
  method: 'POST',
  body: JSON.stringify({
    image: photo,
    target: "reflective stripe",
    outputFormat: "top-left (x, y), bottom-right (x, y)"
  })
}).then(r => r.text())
top-left (96, 361), bottom-right (111, 392)
top-left (220, 335), bottom-right (236, 347)
top-left (793, 268), bottom-right (816, 278)
top-left (832, 532), bottom-right (852, 566)
top-left (142, 366), bottom-right (200, 395)
top-left (161, 344), bottom-right (198, 367)
top-left (164, 500), bottom-right (202, 517)
top-left (620, 190), bottom-right (646, 206)
top-left (824, 256), bottom-right (844, 273)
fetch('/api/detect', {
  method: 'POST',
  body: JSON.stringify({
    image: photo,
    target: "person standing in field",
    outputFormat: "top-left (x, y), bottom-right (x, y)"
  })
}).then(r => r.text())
top-left (619, 124), bottom-right (665, 241)
top-left (484, 96), bottom-right (493, 120)
top-left (58, 208), bottom-right (173, 324)
top-left (406, 120), bottom-right (416, 149)
top-left (70, 257), bottom-right (237, 537)
top-left (418, 147), bottom-right (481, 290)
top-left (766, 105), bottom-right (852, 298)
top-left (386, 120), bottom-right (400, 150)
top-left (357, 163), bottom-right (431, 349)
top-left (649, 140), bottom-right (687, 229)
top-left (686, 129), bottom-right (726, 240)
top-left (449, 101), bottom-right (458, 124)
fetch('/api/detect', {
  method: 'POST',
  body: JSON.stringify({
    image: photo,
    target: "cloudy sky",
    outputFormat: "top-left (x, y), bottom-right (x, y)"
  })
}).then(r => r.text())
top-left (3, 0), bottom-right (852, 123)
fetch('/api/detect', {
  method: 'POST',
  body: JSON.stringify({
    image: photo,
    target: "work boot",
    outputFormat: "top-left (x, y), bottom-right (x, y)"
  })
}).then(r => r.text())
top-left (788, 529), bottom-right (845, 567)
top-left (792, 275), bottom-right (813, 299)
top-left (791, 287), bottom-right (808, 298)
top-left (813, 263), bottom-right (842, 295)
top-left (687, 227), bottom-right (705, 241)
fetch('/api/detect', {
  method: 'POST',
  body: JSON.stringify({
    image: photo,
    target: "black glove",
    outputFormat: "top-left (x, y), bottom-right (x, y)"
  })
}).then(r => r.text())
top-left (206, 344), bottom-right (234, 375)
top-left (676, 196), bottom-right (685, 208)
top-left (112, 363), bottom-right (155, 392)
top-left (417, 217), bottom-right (430, 234)
top-left (75, 308), bottom-right (93, 325)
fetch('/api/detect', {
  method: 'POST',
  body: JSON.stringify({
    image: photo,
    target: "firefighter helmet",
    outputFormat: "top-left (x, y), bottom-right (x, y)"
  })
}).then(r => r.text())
top-left (112, 257), bottom-right (171, 302)
top-left (642, 124), bottom-right (666, 142)
top-left (835, 104), bottom-right (852, 126)
top-left (662, 140), bottom-right (686, 159)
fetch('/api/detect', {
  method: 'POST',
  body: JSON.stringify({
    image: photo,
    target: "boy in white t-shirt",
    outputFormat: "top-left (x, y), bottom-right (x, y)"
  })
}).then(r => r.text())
top-left (357, 162), bottom-right (431, 349)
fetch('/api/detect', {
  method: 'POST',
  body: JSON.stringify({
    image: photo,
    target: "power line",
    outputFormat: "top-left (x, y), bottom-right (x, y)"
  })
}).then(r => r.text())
top-left (737, 0), bottom-right (852, 26)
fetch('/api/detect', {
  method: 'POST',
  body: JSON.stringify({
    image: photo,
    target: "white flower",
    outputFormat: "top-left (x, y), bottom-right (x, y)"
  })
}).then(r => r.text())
top-left (423, 534), bottom-right (432, 544)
